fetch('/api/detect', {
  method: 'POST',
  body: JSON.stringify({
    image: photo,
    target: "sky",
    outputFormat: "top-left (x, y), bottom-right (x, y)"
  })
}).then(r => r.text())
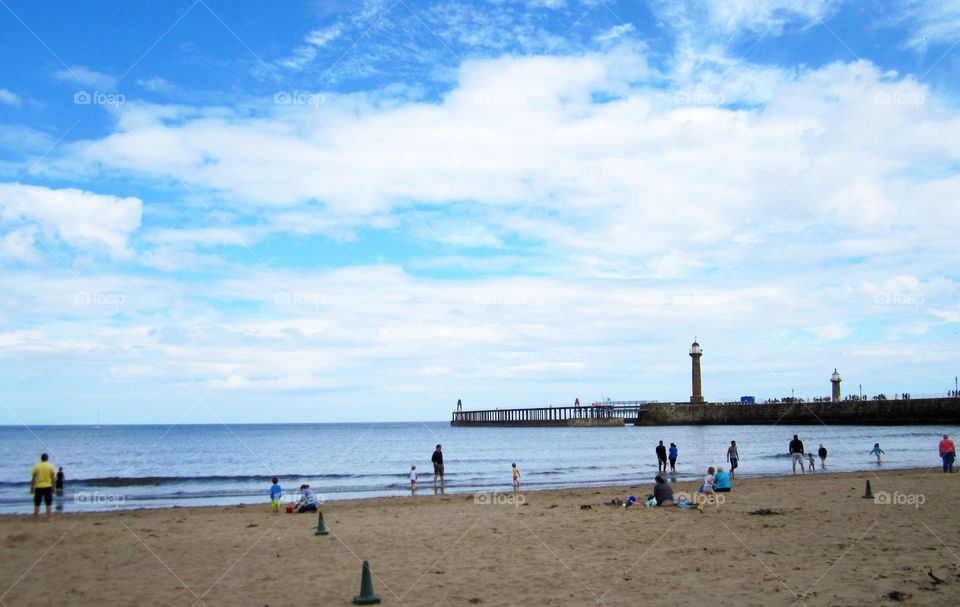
top-left (0, 0), bottom-right (958, 424)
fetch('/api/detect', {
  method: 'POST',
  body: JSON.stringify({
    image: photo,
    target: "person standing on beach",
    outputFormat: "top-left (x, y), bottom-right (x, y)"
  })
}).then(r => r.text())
top-left (818, 444), bottom-right (828, 470)
top-left (870, 443), bottom-right (885, 464)
top-left (410, 465), bottom-right (418, 495)
top-left (668, 443), bottom-right (678, 473)
top-left (656, 441), bottom-right (668, 473)
top-left (806, 452), bottom-right (816, 472)
top-left (727, 441), bottom-right (739, 479)
top-left (30, 453), bottom-right (55, 522)
top-left (432, 444), bottom-right (445, 493)
top-left (512, 463), bottom-right (520, 492)
top-left (939, 435), bottom-right (956, 473)
top-left (789, 435), bottom-right (805, 475)
top-left (269, 477), bottom-right (282, 513)
top-left (55, 467), bottom-right (65, 497)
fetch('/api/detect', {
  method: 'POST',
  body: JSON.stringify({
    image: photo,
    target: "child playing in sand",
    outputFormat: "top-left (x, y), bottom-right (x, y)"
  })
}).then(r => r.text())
top-left (409, 465), bottom-right (417, 495)
top-left (512, 463), bottom-right (521, 492)
top-left (269, 477), bottom-right (282, 513)
top-left (697, 466), bottom-right (719, 512)
top-left (807, 452), bottom-right (816, 472)
top-left (870, 443), bottom-right (885, 464)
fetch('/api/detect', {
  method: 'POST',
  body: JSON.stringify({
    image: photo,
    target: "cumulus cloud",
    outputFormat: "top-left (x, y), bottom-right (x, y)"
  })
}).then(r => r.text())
top-left (53, 50), bottom-right (959, 274)
top-left (0, 183), bottom-right (142, 258)
top-left (0, 225), bottom-right (38, 263)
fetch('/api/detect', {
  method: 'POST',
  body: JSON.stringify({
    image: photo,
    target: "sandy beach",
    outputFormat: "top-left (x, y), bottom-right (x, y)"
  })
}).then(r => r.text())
top-left (1, 468), bottom-right (957, 606)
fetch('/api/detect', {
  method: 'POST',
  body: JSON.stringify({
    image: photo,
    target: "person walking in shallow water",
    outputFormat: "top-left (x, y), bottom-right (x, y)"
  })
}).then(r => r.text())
top-left (432, 444), bottom-right (445, 494)
top-left (818, 443), bottom-right (828, 470)
top-left (727, 440), bottom-right (739, 479)
top-left (656, 441), bottom-right (668, 473)
top-left (870, 443), bottom-right (885, 464)
top-left (30, 453), bottom-right (55, 522)
top-left (789, 435), bottom-right (805, 475)
top-left (668, 443), bottom-right (678, 474)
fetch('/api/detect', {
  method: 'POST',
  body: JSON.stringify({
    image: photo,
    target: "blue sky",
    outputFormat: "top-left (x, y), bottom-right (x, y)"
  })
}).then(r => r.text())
top-left (0, 0), bottom-right (958, 424)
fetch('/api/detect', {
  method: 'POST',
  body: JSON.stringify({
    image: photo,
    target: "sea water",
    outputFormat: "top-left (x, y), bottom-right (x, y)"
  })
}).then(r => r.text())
top-left (0, 422), bottom-right (955, 514)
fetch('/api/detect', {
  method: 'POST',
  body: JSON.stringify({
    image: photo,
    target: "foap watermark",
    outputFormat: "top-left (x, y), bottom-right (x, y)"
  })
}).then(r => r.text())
top-left (273, 91), bottom-right (327, 106)
top-left (674, 91), bottom-right (725, 106)
top-left (873, 91), bottom-right (925, 107)
top-left (273, 291), bottom-right (326, 308)
top-left (474, 491), bottom-right (526, 507)
top-left (73, 291), bottom-right (126, 306)
top-left (675, 490), bottom-right (726, 507)
top-left (74, 491), bottom-right (126, 508)
top-left (873, 491), bottom-right (925, 509)
top-left (477, 294), bottom-right (527, 307)
top-left (873, 292), bottom-right (925, 307)
top-left (74, 91), bottom-right (125, 107)
top-left (471, 90), bottom-right (528, 108)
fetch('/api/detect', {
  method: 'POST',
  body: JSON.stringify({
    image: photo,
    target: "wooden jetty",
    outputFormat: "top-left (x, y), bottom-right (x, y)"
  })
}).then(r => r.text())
top-left (450, 402), bottom-right (649, 427)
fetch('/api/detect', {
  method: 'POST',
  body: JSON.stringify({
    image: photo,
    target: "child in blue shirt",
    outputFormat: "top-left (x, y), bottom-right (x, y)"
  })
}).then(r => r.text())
top-left (270, 477), bottom-right (282, 512)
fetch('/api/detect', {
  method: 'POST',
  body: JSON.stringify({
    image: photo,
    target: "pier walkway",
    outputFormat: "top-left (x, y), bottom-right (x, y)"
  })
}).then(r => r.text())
top-left (451, 402), bottom-right (650, 427)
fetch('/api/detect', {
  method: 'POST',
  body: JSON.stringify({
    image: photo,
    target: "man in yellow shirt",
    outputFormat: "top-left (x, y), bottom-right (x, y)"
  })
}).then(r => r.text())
top-left (31, 453), bottom-right (55, 521)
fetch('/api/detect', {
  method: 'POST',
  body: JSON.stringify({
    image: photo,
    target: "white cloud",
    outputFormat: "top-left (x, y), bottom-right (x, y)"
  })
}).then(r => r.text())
top-left (0, 262), bottom-right (954, 420)
top-left (277, 24), bottom-right (344, 70)
top-left (0, 88), bottom-right (21, 107)
top-left (137, 77), bottom-right (183, 95)
top-left (140, 246), bottom-right (225, 272)
top-left (437, 226), bottom-right (503, 248)
top-left (0, 183), bottom-right (142, 258)
top-left (654, 0), bottom-right (840, 35)
top-left (595, 23), bottom-right (635, 44)
top-left (52, 65), bottom-right (117, 90)
top-left (0, 226), bottom-right (39, 263)
top-left (898, 0), bottom-right (960, 49)
top-left (53, 50), bottom-right (959, 280)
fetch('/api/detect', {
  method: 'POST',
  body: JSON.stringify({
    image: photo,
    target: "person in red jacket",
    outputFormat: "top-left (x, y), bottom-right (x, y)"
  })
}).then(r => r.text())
top-left (939, 434), bottom-right (956, 473)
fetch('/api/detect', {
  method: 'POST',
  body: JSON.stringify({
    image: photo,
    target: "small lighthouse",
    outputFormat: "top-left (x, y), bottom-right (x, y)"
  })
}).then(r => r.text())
top-left (689, 340), bottom-right (704, 403)
top-left (830, 369), bottom-right (842, 402)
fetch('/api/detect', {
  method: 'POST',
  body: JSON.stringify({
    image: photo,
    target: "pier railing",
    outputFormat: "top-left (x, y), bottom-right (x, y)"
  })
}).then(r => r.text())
top-left (451, 404), bottom-right (648, 424)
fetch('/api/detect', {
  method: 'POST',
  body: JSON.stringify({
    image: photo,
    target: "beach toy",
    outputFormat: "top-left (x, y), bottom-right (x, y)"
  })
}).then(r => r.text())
top-left (862, 480), bottom-right (873, 499)
top-left (352, 560), bottom-right (381, 605)
top-left (286, 505), bottom-right (293, 513)
top-left (315, 511), bottom-right (330, 536)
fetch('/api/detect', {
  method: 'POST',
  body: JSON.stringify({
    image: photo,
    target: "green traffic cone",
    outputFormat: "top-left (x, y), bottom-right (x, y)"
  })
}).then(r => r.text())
top-left (315, 511), bottom-right (330, 536)
top-left (352, 560), bottom-right (381, 605)
top-left (862, 480), bottom-right (873, 499)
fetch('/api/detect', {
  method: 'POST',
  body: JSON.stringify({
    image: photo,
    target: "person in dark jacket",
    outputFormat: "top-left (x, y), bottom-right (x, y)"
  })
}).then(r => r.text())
top-left (432, 444), bottom-right (445, 493)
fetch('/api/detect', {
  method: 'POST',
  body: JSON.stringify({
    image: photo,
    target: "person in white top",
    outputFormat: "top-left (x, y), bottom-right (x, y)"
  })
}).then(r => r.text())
top-left (697, 466), bottom-right (720, 512)
top-left (409, 465), bottom-right (417, 495)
